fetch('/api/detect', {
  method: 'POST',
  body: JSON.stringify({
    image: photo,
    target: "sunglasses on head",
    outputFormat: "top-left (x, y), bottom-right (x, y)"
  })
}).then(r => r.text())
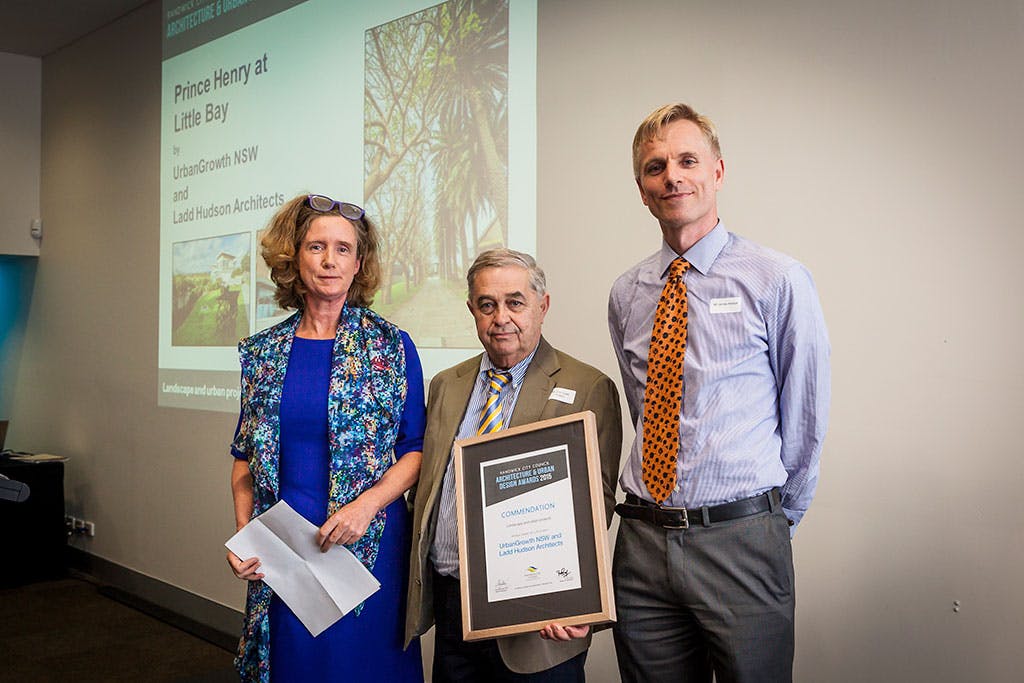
top-left (306, 194), bottom-right (365, 221)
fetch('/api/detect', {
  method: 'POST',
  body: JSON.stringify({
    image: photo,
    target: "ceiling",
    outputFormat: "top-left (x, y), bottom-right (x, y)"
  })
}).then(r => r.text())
top-left (0, 0), bottom-right (151, 58)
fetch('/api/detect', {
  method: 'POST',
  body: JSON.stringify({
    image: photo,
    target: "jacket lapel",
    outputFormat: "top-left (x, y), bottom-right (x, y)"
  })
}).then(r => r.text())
top-left (509, 337), bottom-right (559, 427)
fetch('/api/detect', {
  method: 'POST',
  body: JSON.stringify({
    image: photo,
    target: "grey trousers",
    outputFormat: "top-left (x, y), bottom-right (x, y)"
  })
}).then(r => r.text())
top-left (612, 505), bottom-right (795, 683)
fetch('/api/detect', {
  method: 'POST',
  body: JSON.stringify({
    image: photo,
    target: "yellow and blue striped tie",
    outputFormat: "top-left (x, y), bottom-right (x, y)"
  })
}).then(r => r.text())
top-left (477, 370), bottom-right (512, 434)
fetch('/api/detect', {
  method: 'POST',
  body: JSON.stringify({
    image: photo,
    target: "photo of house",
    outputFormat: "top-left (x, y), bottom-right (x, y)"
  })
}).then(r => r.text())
top-left (171, 232), bottom-right (251, 346)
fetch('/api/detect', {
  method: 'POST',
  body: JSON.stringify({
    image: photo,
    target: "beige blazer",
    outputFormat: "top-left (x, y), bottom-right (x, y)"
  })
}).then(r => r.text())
top-left (404, 337), bottom-right (622, 674)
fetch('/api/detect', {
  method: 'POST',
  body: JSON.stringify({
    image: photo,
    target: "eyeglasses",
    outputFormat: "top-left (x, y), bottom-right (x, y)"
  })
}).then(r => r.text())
top-left (306, 194), bottom-right (365, 221)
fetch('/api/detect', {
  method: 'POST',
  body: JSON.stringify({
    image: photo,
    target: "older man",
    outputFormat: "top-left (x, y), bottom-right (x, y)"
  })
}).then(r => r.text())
top-left (608, 103), bottom-right (831, 682)
top-left (406, 248), bottom-right (622, 682)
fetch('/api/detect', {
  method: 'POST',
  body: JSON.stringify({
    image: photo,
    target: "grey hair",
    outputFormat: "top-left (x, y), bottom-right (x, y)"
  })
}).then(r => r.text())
top-left (466, 248), bottom-right (547, 297)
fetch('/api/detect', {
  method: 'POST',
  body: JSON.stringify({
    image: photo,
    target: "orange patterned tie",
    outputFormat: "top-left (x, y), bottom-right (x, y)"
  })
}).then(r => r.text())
top-left (642, 257), bottom-right (691, 503)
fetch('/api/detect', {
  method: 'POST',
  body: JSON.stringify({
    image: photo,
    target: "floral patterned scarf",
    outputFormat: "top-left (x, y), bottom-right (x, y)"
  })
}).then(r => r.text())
top-left (231, 306), bottom-right (406, 682)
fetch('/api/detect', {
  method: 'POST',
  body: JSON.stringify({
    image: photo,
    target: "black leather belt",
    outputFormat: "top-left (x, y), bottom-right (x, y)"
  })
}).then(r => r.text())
top-left (615, 489), bottom-right (781, 529)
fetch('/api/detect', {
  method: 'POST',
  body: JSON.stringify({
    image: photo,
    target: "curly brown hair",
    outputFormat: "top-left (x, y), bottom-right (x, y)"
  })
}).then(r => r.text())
top-left (260, 194), bottom-right (381, 310)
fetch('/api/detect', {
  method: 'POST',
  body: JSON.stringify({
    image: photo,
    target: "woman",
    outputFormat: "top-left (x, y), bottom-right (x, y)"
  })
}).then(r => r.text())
top-left (227, 194), bottom-right (424, 682)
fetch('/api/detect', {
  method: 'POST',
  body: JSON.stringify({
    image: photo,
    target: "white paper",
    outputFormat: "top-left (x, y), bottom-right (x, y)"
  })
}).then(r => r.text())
top-left (225, 500), bottom-right (380, 636)
top-left (479, 445), bottom-right (581, 603)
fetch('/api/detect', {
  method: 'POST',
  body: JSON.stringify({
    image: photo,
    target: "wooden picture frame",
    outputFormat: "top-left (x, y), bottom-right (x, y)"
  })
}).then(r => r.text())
top-left (453, 410), bottom-right (615, 641)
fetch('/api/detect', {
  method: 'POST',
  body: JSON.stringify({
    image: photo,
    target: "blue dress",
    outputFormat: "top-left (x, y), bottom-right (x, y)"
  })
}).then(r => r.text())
top-left (262, 332), bottom-right (425, 682)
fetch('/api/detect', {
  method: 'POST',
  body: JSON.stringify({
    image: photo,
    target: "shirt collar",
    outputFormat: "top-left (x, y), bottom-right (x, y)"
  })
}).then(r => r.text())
top-left (658, 221), bottom-right (728, 277)
top-left (480, 344), bottom-right (538, 388)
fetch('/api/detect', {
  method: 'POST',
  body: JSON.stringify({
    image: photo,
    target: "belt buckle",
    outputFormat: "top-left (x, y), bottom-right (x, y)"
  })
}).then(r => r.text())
top-left (661, 504), bottom-right (689, 529)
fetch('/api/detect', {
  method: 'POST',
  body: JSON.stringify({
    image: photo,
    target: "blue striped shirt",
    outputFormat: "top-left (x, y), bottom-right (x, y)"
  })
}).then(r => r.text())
top-left (429, 347), bottom-right (538, 577)
top-left (608, 223), bottom-right (830, 530)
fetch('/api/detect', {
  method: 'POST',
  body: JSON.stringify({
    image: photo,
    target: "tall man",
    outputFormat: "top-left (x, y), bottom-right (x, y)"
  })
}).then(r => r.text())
top-left (608, 103), bottom-right (830, 682)
top-left (406, 249), bottom-right (622, 682)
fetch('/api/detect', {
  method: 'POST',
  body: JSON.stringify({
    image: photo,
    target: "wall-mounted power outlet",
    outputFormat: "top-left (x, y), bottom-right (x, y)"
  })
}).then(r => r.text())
top-left (65, 516), bottom-right (95, 537)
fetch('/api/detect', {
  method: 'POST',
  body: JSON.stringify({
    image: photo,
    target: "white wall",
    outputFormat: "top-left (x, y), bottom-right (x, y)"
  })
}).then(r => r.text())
top-left (536, 1), bottom-right (1024, 680)
top-left (8, 0), bottom-right (1024, 680)
top-left (15, 1), bottom-right (244, 612)
top-left (0, 52), bottom-right (41, 255)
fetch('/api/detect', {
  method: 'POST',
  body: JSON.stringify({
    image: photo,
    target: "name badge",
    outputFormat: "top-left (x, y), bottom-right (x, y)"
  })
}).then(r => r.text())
top-left (710, 297), bottom-right (742, 314)
top-left (549, 387), bottom-right (576, 404)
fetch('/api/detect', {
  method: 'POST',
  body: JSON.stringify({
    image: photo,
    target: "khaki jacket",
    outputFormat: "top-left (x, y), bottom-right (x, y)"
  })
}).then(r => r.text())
top-left (404, 337), bottom-right (622, 674)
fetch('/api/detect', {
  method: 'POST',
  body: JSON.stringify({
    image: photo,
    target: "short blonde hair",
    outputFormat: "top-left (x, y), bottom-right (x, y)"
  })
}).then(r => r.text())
top-left (632, 103), bottom-right (721, 178)
top-left (260, 194), bottom-right (381, 310)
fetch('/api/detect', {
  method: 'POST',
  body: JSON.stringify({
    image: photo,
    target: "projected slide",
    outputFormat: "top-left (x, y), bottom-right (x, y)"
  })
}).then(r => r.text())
top-left (158, 0), bottom-right (536, 411)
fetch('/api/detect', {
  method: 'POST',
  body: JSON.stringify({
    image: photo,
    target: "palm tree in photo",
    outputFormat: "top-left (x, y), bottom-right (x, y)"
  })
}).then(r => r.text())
top-left (433, 107), bottom-right (486, 281)
top-left (367, 154), bottom-right (429, 306)
top-left (429, 0), bottom-right (509, 249)
top-left (364, 11), bottom-right (445, 202)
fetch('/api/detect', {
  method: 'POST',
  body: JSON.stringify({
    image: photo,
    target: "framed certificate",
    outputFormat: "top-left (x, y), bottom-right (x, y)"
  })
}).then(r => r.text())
top-left (453, 410), bottom-right (615, 641)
